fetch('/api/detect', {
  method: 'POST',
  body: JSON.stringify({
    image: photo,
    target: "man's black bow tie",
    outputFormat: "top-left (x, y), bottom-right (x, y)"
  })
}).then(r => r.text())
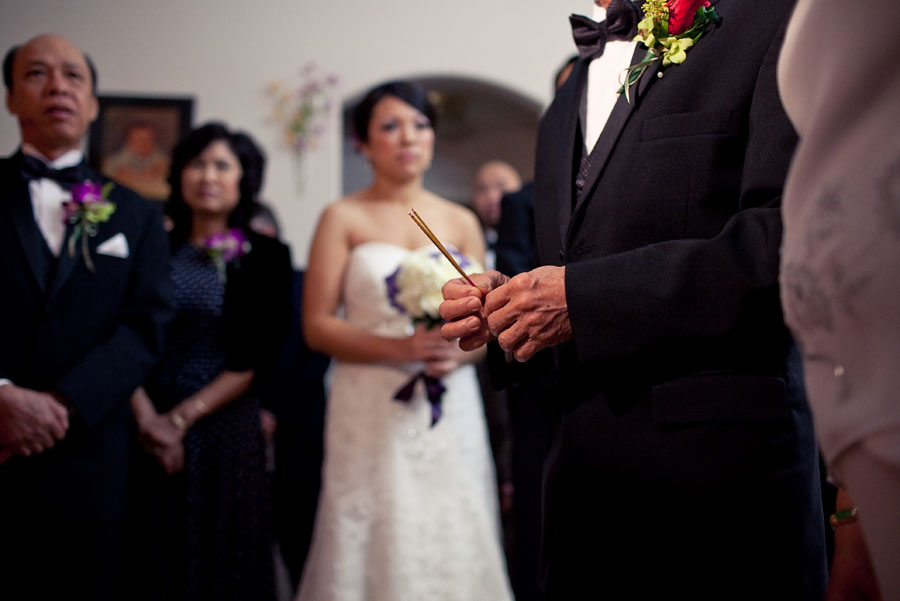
top-left (570, 0), bottom-right (641, 60)
top-left (20, 154), bottom-right (85, 188)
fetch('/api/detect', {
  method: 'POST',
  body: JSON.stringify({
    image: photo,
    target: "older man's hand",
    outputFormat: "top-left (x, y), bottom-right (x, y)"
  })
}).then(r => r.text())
top-left (440, 271), bottom-right (510, 351)
top-left (484, 265), bottom-right (573, 362)
top-left (0, 384), bottom-right (69, 457)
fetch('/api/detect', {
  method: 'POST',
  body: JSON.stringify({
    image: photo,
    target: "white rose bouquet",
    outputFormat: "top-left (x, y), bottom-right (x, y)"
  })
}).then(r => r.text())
top-left (385, 247), bottom-right (480, 329)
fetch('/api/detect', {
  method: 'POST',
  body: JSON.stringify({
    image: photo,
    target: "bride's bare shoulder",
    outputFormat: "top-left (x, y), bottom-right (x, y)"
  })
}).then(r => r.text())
top-left (318, 193), bottom-right (370, 223)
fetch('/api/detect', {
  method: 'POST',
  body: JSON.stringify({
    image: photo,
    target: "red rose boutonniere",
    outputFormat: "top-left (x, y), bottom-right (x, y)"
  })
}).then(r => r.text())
top-left (620, 0), bottom-right (721, 102)
top-left (63, 181), bottom-right (116, 272)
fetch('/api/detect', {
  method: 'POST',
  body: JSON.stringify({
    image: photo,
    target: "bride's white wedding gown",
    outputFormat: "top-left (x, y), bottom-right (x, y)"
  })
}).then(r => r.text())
top-left (296, 241), bottom-right (514, 601)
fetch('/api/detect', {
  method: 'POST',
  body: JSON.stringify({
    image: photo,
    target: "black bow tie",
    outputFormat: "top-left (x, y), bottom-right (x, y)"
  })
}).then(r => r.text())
top-left (570, 0), bottom-right (641, 60)
top-left (20, 154), bottom-right (85, 188)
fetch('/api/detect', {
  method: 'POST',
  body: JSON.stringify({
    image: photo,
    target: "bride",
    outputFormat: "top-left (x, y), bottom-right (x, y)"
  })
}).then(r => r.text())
top-left (295, 80), bottom-right (514, 601)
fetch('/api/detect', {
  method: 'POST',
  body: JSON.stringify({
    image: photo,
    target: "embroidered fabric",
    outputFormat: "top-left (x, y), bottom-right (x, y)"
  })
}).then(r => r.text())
top-left (296, 241), bottom-right (513, 601)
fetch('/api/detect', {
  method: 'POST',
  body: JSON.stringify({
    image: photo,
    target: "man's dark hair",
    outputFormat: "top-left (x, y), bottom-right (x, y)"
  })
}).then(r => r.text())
top-left (3, 43), bottom-right (99, 95)
top-left (165, 121), bottom-right (266, 246)
top-left (352, 80), bottom-right (437, 143)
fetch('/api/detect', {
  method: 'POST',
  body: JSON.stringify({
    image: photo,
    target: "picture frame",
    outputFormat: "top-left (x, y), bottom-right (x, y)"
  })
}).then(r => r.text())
top-left (88, 95), bottom-right (193, 201)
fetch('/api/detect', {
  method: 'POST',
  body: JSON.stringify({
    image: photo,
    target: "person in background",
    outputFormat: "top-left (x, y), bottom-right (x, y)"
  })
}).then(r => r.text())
top-left (468, 159), bottom-right (522, 567)
top-left (129, 122), bottom-right (292, 601)
top-left (248, 201), bottom-right (332, 593)
top-left (296, 80), bottom-right (512, 601)
top-left (0, 34), bottom-right (173, 601)
top-left (470, 159), bottom-right (522, 270)
top-left (441, 0), bottom-right (827, 598)
top-left (778, 0), bottom-right (900, 598)
top-left (552, 55), bottom-right (578, 98)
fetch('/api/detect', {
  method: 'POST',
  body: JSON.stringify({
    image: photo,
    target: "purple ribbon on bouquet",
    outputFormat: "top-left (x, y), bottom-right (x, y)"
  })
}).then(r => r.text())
top-left (393, 371), bottom-right (446, 427)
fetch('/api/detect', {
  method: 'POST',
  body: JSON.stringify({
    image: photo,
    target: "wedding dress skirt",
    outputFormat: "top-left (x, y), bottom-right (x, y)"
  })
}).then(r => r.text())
top-left (296, 242), bottom-right (514, 601)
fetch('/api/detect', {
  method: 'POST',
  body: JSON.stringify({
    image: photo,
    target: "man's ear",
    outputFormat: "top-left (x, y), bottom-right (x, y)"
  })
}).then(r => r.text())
top-left (87, 94), bottom-right (99, 123)
top-left (6, 90), bottom-right (18, 116)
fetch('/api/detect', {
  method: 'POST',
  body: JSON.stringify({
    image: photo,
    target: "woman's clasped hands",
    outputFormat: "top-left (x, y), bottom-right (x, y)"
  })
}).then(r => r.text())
top-left (406, 323), bottom-right (466, 379)
top-left (132, 389), bottom-right (186, 475)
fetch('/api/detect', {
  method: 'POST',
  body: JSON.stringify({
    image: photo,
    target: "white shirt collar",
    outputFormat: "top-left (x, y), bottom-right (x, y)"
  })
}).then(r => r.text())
top-left (21, 144), bottom-right (84, 170)
top-left (592, 3), bottom-right (607, 22)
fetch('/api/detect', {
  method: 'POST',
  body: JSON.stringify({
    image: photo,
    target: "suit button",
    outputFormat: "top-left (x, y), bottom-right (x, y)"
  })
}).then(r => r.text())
top-left (575, 178), bottom-right (584, 190)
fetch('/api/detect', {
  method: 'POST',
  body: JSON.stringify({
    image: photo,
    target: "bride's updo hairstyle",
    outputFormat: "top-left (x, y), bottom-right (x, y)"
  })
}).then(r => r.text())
top-left (351, 80), bottom-right (438, 144)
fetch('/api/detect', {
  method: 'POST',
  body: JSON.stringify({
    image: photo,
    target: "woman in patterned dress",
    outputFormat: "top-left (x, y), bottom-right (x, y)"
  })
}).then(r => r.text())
top-left (129, 122), bottom-right (292, 601)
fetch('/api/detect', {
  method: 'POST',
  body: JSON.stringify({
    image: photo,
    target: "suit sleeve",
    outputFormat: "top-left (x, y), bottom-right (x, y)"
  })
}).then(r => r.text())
top-left (566, 22), bottom-right (796, 364)
top-left (55, 200), bottom-right (173, 427)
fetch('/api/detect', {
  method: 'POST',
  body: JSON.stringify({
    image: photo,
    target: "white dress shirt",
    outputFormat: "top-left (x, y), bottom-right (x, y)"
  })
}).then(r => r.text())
top-left (584, 3), bottom-right (638, 153)
top-left (22, 144), bottom-right (84, 257)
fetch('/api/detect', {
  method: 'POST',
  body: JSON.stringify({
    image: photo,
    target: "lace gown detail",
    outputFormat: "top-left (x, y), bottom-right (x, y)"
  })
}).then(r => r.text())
top-left (296, 242), bottom-right (513, 601)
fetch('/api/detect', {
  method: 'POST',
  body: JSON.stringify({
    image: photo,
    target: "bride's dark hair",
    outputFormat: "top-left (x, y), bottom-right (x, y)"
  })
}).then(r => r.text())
top-left (352, 80), bottom-right (437, 143)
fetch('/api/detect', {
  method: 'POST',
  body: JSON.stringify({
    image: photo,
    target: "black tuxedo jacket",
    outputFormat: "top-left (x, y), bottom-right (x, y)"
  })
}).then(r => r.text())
top-left (0, 151), bottom-right (173, 521)
top-left (530, 1), bottom-right (826, 598)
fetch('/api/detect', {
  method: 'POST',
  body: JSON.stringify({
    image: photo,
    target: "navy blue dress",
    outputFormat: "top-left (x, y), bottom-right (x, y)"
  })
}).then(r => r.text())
top-left (137, 241), bottom-right (279, 601)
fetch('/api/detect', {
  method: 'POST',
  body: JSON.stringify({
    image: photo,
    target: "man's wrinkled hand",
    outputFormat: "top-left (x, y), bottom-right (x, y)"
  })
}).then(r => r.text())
top-left (0, 384), bottom-right (69, 457)
top-left (484, 265), bottom-right (573, 362)
top-left (440, 271), bottom-right (510, 351)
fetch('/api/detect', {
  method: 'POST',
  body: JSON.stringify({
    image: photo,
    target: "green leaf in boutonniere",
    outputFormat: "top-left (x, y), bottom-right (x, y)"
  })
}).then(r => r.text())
top-left (620, 0), bottom-right (721, 102)
top-left (63, 181), bottom-right (116, 272)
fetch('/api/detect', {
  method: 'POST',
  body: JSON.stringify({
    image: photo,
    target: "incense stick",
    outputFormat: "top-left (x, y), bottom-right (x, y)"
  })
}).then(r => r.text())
top-left (409, 209), bottom-right (477, 287)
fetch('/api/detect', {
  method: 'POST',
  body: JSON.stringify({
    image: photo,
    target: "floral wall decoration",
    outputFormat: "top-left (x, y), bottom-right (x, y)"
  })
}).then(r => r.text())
top-left (267, 63), bottom-right (339, 189)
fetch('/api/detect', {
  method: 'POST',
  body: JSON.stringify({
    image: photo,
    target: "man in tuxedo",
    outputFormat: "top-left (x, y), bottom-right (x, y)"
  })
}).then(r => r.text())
top-left (0, 34), bottom-right (172, 600)
top-left (442, 1), bottom-right (827, 598)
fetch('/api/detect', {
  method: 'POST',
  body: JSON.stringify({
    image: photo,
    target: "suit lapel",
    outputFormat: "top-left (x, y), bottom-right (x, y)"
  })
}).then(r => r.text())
top-left (51, 222), bottom-right (81, 297)
top-left (553, 59), bottom-right (590, 247)
top-left (2, 154), bottom-right (51, 293)
top-left (567, 44), bottom-right (661, 245)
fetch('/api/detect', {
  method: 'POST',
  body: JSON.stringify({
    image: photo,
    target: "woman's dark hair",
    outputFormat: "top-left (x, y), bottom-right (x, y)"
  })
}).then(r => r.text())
top-left (165, 121), bottom-right (266, 245)
top-left (352, 80), bottom-right (437, 143)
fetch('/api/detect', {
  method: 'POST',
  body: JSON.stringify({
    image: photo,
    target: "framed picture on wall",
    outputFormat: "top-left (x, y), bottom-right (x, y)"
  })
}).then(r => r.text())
top-left (88, 95), bottom-right (193, 201)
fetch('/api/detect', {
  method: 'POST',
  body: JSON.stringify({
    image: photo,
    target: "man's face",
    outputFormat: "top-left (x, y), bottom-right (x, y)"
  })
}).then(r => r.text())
top-left (471, 162), bottom-right (521, 228)
top-left (5, 35), bottom-right (98, 159)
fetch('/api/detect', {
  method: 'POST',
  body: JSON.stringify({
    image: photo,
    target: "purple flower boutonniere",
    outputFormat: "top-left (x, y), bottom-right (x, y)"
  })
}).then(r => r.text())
top-left (202, 228), bottom-right (251, 283)
top-left (620, 0), bottom-right (721, 102)
top-left (63, 181), bottom-right (116, 272)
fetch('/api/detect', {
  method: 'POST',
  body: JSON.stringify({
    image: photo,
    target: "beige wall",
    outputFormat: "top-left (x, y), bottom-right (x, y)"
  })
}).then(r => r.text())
top-left (1, 0), bottom-right (587, 266)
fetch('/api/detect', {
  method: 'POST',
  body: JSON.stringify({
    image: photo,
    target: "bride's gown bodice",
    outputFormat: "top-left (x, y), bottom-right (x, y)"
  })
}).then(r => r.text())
top-left (296, 241), bottom-right (513, 601)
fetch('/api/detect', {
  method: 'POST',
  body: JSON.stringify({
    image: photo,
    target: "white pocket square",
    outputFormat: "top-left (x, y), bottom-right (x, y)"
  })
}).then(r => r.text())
top-left (96, 233), bottom-right (129, 258)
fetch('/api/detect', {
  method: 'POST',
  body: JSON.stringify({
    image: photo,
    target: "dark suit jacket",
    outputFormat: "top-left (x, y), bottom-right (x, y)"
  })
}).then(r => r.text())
top-left (530, 1), bottom-right (826, 598)
top-left (0, 151), bottom-right (173, 521)
top-left (269, 269), bottom-right (331, 585)
top-left (495, 182), bottom-right (536, 278)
